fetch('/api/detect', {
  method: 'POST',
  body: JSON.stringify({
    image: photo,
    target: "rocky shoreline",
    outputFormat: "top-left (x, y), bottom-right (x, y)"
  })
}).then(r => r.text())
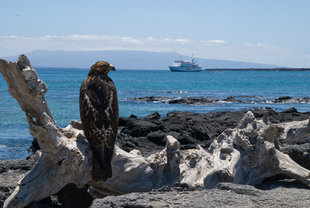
top-left (1, 108), bottom-right (310, 207)
top-left (117, 107), bottom-right (310, 163)
top-left (130, 95), bottom-right (310, 105)
top-left (92, 181), bottom-right (310, 207)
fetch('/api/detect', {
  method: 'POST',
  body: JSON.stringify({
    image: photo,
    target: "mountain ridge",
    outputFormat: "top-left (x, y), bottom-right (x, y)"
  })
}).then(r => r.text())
top-left (3, 50), bottom-right (281, 69)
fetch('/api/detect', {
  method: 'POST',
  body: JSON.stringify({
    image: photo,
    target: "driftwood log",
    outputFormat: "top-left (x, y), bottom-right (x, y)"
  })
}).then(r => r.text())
top-left (1, 55), bottom-right (310, 208)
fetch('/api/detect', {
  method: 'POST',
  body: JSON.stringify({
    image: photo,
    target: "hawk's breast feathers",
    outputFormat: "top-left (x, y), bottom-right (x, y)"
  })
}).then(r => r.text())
top-left (79, 74), bottom-right (118, 148)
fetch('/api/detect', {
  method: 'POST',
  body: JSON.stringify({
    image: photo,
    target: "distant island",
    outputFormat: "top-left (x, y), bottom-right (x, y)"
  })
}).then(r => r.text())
top-left (3, 50), bottom-right (284, 70)
top-left (205, 68), bottom-right (310, 71)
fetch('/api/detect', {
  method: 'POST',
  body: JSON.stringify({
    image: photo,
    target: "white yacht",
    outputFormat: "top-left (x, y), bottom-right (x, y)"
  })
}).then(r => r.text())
top-left (169, 57), bottom-right (202, 72)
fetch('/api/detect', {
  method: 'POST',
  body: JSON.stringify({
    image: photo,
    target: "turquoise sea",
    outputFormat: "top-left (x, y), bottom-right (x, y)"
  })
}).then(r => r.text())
top-left (1, 69), bottom-right (310, 160)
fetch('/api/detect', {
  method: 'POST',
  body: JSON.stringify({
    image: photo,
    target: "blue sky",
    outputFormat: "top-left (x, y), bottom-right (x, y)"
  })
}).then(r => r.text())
top-left (1, 0), bottom-right (310, 67)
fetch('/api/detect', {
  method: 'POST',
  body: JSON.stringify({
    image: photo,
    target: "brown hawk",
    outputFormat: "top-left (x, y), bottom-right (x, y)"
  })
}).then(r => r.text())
top-left (79, 61), bottom-right (119, 181)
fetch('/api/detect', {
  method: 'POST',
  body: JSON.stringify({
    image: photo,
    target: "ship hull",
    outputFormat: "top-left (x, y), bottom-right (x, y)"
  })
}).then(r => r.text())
top-left (169, 66), bottom-right (202, 72)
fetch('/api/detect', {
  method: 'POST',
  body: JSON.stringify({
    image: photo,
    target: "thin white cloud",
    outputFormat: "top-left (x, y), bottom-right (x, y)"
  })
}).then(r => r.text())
top-left (41, 34), bottom-right (118, 41)
top-left (208, 40), bottom-right (227, 44)
top-left (175, 38), bottom-right (189, 44)
top-left (120, 36), bottom-right (142, 45)
top-left (0, 35), bottom-right (309, 67)
top-left (243, 42), bottom-right (267, 48)
top-left (0, 35), bottom-right (192, 56)
top-left (162, 38), bottom-right (189, 44)
top-left (0, 35), bottom-right (18, 39)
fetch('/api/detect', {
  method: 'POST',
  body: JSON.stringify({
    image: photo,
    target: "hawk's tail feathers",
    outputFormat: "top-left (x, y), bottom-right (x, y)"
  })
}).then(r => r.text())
top-left (92, 145), bottom-right (114, 181)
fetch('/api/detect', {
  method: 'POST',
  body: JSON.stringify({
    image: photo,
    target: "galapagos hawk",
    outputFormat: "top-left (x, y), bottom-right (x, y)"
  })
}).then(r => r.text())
top-left (79, 61), bottom-right (119, 181)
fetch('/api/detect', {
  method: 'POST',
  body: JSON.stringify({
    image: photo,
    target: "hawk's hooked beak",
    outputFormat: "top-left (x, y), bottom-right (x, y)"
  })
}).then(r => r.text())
top-left (110, 65), bottom-right (116, 71)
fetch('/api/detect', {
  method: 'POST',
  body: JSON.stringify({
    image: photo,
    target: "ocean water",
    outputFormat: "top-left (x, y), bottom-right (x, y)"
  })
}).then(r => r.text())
top-left (1, 69), bottom-right (310, 160)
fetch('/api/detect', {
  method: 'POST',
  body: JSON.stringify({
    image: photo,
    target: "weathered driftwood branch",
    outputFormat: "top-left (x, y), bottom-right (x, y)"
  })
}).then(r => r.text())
top-left (0, 56), bottom-right (93, 208)
top-left (1, 55), bottom-right (310, 208)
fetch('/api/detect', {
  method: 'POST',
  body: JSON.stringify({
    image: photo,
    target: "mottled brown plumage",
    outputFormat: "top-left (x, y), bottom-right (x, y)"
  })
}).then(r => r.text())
top-left (79, 61), bottom-right (119, 181)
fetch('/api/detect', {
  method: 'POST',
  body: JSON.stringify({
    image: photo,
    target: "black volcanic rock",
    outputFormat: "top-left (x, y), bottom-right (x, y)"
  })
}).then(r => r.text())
top-left (280, 129), bottom-right (310, 170)
top-left (0, 158), bottom-right (35, 207)
top-left (124, 119), bottom-right (159, 137)
top-left (130, 96), bottom-right (310, 106)
top-left (282, 107), bottom-right (298, 113)
top-left (145, 112), bottom-right (161, 120)
top-left (168, 97), bottom-right (212, 105)
top-left (147, 131), bottom-right (166, 146)
top-left (56, 184), bottom-right (93, 208)
top-left (275, 97), bottom-right (310, 104)
top-left (91, 181), bottom-right (310, 208)
top-left (275, 96), bottom-right (293, 103)
top-left (117, 108), bottom-right (310, 157)
top-left (281, 143), bottom-right (310, 170)
top-left (0, 158), bottom-right (35, 173)
top-left (0, 158), bottom-right (93, 208)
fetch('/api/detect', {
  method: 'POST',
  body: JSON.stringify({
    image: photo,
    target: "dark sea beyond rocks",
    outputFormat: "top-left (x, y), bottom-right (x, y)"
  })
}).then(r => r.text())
top-left (1, 108), bottom-right (310, 207)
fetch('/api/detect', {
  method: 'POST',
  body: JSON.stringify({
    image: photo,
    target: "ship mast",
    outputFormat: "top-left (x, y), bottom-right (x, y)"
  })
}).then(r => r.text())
top-left (191, 53), bottom-right (195, 64)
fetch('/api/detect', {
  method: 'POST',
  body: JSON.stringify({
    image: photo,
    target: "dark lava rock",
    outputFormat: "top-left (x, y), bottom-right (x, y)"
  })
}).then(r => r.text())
top-left (132, 96), bottom-right (169, 103)
top-left (223, 96), bottom-right (243, 103)
top-left (117, 108), bottom-right (310, 156)
top-left (0, 158), bottom-right (93, 208)
top-left (28, 138), bottom-right (41, 153)
top-left (55, 184), bottom-right (93, 208)
top-left (0, 158), bottom-right (35, 207)
top-left (129, 114), bottom-right (137, 118)
top-left (124, 119), bottom-right (159, 137)
top-left (275, 96), bottom-right (293, 103)
top-left (275, 97), bottom-right (310, 104)
top-left (90, 181), bottom-right (310, 208)
top-left (132, 96), bottom-right (310, 106)
top-left (282, 107), bottom-right (298, 113)
top-left (0, 158), bottom-right (35, 173)
top-left (280, 134), bottom-right (310, 170)
top-left (145, 112), bottom-right (160, 120)
top-left (146, 131), bottom-right (166, 146)
top-left (168, 97), bottom-right (212, 105)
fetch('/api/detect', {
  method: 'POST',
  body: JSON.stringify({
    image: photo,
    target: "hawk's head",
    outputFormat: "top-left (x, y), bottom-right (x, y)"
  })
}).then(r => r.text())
top-left (89, 61), bottom-right (116, 76)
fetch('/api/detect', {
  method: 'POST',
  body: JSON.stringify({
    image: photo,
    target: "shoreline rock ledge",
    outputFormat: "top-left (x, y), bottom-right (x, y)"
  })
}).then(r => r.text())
top-left (91, 181), bottom-right (310, 208)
